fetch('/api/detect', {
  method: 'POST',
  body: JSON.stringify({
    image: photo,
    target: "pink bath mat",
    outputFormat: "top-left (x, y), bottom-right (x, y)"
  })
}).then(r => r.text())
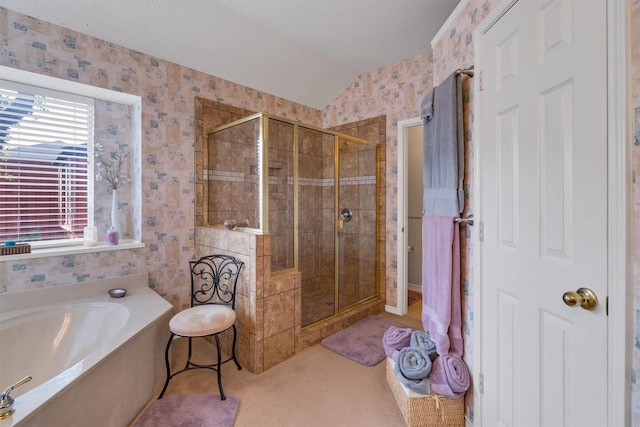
top-left (321, 315), bottom-right (406, 366)
top-left (131, 394), bottom-right (239, 427)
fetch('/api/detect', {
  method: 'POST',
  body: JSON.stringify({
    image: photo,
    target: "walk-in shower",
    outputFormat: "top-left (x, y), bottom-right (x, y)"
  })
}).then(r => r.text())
top-left (207, 113), bottom-right (380, 327)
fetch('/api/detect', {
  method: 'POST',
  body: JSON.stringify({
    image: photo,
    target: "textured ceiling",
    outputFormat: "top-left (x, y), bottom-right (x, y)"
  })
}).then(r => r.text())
top-left (0, 0), bottom-right (460, 109)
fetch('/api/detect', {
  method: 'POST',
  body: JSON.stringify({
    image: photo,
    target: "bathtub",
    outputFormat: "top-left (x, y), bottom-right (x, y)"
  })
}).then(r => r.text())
top-left (0, 273), bottom-right (172, 426)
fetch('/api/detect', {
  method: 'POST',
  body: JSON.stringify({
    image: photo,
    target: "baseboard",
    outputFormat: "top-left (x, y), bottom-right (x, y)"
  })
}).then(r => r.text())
top-left (385, 304), bottom-right (402, 315)
top-left (465, 414), bottom-right (473, 427)
top-left (408, 283), bottom-right (422, 293)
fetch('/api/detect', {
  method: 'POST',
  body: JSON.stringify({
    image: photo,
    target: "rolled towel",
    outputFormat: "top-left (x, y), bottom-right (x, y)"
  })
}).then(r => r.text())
top-left (396, 346), bottom-right (433, 379)
top-left (430, 353), bottom-right (470, 399)
top-left (383, 326), bottom-right (413, 360)
top-left (393, 347), bottom-right (432, 395)
top-left (410, 330), bottom-right (438, 361)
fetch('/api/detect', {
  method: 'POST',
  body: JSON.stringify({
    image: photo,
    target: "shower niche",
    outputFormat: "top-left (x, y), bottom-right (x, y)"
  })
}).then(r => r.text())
top-left (207, 113), bottom-right (381, 327)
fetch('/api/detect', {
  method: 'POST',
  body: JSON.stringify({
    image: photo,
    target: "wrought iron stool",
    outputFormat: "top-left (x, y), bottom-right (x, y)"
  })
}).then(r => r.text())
top-left (158, 254), bottom-right (244, 400)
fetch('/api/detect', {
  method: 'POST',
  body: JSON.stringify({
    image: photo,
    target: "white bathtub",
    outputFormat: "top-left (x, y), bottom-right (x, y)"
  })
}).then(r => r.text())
top-left (0, 273), bottom-right (172, 426)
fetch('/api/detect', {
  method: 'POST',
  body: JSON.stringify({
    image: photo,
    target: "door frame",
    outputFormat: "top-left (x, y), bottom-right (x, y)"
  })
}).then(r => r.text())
top-left (391, 117), bottom-right (423, 316)
top-left (472, 1), bottom-right (631, 426)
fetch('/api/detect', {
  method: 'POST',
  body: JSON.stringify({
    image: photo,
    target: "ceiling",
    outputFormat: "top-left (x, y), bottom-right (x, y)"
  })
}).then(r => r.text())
top-left (0, 0), bottom-right (460, 110)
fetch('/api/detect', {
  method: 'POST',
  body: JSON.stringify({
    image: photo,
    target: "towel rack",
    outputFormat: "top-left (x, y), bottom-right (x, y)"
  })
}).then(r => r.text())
top-left (455, 66), bottom-right (474, 78)
top-left (454, 216), bottom-right (474, 226)
top-left (408, 215), bottom-right (474, 225)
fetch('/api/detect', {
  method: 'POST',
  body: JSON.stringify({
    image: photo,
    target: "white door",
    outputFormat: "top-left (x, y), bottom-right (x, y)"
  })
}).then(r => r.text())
top-left (477, 0), bottom-right (608, 426)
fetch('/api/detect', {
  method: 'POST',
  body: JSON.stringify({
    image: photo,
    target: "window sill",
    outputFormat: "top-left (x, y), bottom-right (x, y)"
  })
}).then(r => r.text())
top-left (0, 240), bottom-right (145, 261)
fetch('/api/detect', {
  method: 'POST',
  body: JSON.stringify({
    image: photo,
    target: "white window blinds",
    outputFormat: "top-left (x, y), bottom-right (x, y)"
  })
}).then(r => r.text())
top-left (0, 80), bottom-right (94, 244)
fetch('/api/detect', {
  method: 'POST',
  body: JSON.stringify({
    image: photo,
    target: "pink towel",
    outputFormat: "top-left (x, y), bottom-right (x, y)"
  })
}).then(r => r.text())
top-left (382, 326), bottom-right (413, 361)
top-left (421, 215), bottom-right (463, 357)
top-left (430, 353), bottom-right (470, 399)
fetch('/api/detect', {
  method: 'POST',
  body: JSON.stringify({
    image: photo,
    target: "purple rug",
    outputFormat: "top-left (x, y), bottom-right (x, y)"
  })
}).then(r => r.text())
top-left (131, 394), bottom-right (239, 427)
top-left (321, 315), bottom-right (406, 366)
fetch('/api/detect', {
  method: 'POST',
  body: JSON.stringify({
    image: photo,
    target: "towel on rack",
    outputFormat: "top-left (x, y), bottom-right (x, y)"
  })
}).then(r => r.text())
top-left (422, 72), bottom-right (464, 216)
top-left (382, 326), bottom-right (413, 361)
top-left (421, 215), bottom-right (463, 357)
top-left (421, 87), bottom-right (435, 123)
top-left (429, 353), bottom-right (470, 399)
top-left (410, 330), bottom-right (438, 361)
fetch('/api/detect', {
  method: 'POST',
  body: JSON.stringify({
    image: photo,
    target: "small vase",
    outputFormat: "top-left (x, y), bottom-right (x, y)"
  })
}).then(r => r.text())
top-left (110, 189), bottom-right (120, 233)
top-left (106, 226), bottom-right (119, 246)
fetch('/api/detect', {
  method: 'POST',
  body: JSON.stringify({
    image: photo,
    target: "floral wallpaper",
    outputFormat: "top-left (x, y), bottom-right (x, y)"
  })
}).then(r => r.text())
top-left (323, 50), bottom-right (433, 309)
top-left (0, 0), bottom-right (639, 423)
top-left (323, 0), bottom-right (497, 419)
top-left (325, 0), bottom-right (639, 422)
top-left (0, 7), bottom-right (319, 308)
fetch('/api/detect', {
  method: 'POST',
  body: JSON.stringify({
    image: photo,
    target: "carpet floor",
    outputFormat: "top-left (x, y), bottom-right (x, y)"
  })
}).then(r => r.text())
top-left (137, 311), bottom-right (423, 427)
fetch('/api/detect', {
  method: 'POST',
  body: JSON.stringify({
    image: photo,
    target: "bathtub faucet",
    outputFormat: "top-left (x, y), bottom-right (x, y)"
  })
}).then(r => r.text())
top-left (0, 376), bottom-right (32, 420)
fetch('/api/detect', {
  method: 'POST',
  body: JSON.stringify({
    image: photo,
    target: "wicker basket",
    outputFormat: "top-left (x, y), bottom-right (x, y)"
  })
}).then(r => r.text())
top-left (386, 358), bottom-right (464, 427)
top-left (0, 243), bottom-right (31, 256)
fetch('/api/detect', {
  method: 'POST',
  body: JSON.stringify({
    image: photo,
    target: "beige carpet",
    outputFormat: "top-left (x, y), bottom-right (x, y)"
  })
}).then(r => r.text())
top-left (141, 310), bottom-right (423, 427)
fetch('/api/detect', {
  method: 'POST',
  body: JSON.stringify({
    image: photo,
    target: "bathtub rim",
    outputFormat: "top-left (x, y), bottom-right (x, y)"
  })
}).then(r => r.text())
top-left (0, 273), bottom-right (172, 426)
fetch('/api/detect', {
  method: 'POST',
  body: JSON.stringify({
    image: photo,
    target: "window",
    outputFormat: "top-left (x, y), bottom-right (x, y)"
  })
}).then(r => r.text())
top-left (0, 79), bottom-right (94, 245)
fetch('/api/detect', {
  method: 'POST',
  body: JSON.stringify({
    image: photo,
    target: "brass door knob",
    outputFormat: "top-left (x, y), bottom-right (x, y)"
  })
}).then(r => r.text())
top-left (562, 287), bottom-right (598, 311)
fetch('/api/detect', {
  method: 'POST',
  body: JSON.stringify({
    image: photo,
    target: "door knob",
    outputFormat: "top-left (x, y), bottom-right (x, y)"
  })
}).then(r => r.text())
top-left (562, 287), bottom-right (598, 311)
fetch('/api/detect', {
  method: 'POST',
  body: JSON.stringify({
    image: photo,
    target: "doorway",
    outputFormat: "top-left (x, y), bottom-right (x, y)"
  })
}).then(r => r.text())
top-left (406, 125), bottom-right (423, 294)
top-left (395, 117), bottom-right (424, 316)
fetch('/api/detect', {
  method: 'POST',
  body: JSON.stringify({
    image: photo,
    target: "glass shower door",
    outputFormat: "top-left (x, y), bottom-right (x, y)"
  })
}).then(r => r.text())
top-left (337, 137), bottom-right (377, 311)
top-left (299, 128), bottom-right (335, 327)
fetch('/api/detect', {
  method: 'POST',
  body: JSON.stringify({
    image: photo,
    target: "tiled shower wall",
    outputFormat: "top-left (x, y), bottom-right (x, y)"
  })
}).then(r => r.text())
top-left (330, 116), bottom-right (387, 312)
top-left (196, 102), bottom-right (387, 372)
top-left (267, 119), bottom-right (295, 271)
top-left (298, 127), bottom-right (333, 321)
top-left (207, 118), bottom-right (260, 229)
top-left (337, 141), bottom-right (378, 308)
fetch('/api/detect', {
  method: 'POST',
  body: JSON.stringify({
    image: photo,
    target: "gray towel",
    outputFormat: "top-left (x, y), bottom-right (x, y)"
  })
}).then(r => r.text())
top-left (422, 72), bottom-right (464, 216)
top-left (421, 88), bottom-right (435, 123)
top-left (410, 330), bottom-right (438, 361)
top-left (393, 350), bottom-right (432, 395)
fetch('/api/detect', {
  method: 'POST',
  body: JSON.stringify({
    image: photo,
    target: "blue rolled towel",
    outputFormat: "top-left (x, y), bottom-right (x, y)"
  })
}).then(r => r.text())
top-left (394, 348), bottom-right (432, 395)
top-left (410, 330), bottom-right (438, 361)
top-left (396, 346), bottom-right (433, 379)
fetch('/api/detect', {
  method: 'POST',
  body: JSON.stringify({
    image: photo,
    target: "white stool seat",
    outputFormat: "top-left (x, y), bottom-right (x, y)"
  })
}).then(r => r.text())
top-left (169, 305), bottom-right (236, 337)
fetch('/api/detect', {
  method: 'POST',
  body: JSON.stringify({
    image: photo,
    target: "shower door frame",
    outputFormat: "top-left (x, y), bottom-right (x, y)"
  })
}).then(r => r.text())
top-left (334, 134), bottom-right (380, 316)
top-left (208, 112), bottom-right (382, 326)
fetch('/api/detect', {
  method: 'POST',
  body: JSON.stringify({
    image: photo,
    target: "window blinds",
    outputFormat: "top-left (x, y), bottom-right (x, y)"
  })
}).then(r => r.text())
top-left (0, 79), bottom-right (94, 243)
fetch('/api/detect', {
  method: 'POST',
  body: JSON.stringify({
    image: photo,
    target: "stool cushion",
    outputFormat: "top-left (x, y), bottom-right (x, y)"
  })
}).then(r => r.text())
top-left (169, 305), bottom-right (236, 337)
